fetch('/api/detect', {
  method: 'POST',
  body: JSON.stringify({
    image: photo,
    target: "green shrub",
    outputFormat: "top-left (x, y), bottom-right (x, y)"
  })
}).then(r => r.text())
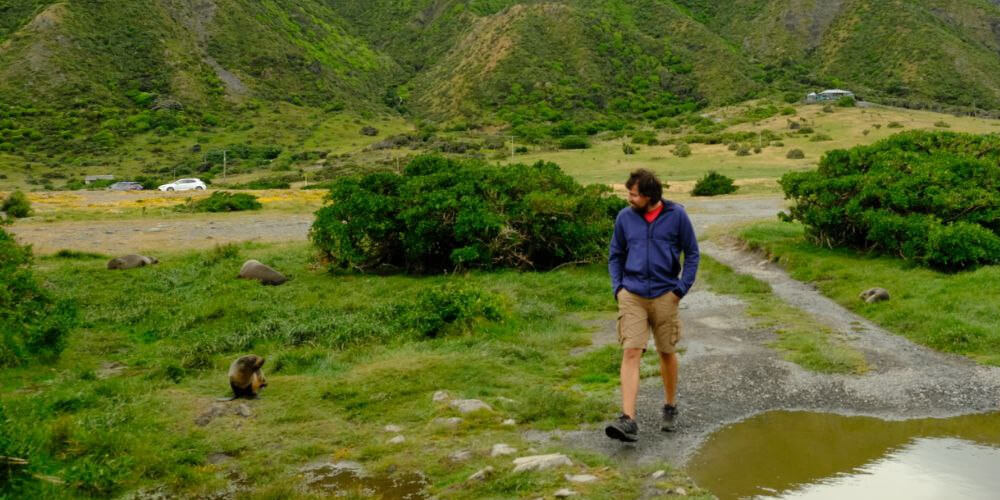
top-left (786, 149), bottom-right (805, 159)
top-left (175, 192), bottom-right (261, 213)
top-left (887, 121), bottom-right (904, 128)
top-left (514, 145), bottom-right (528, 153)
top-left (622, 143), bottom-right (636, 155)
top-left (692, 171), bottom-right (738, 196)
top-left (672, 142), bottom-right (692, 157)
top-left (836, 96), bottom-right (855, 107)
top-left (0, 227), bottom-right (76, 367)
top-left (735, 145), bottom-right (751, 156)
top-left (779, 131), bottom-right (1000, 270)
top-left (631, 130), bottom-right (658, 145)
top-left (310, 155), bottom-right (625, 273)
top-left (558, 136), bottom-right (590, 149)
top-left (1, 191), bottom-right (31, 218)
top-left (780, 107), bottom-right (796, 116)
top-left (810, 133), bottom-right (833, 142)
top-left (399, 284), bottom-right (505, 338)
top-left (934, 121), bottom-right (951, 128)
top-left (822, 105), bottom-right (834, 113)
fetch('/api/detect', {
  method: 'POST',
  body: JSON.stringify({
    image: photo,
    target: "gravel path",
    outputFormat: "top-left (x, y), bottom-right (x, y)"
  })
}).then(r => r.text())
top-left (551, 196), bottom-right (1000, 467)
top-left (8, 213), bottom-right (314, 254)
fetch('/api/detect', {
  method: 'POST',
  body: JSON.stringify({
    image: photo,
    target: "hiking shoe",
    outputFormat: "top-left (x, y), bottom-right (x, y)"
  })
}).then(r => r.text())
top-left (605, 414), bottom-right (639, 442)
top-left (661, 404), bottom-right (678, 432)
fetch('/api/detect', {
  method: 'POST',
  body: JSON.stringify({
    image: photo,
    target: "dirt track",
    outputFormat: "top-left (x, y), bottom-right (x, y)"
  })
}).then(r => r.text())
top-left (8, 212), bottom-right (314, 254)
top-left (551, 197), bottom-right (1000, 466)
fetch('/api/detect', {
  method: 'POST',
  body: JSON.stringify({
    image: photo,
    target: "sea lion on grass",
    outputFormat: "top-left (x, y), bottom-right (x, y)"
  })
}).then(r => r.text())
top-left (217, 355), bottom-right (267, 401)
top-left (107, 254), bottom-right (158, 270)
top-left (238, 259), bottom-right (288, 286)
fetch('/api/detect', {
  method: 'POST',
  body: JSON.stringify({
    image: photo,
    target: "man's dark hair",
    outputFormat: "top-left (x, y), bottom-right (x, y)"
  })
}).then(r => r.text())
top-left (625, 169), bottom-right (662, 205)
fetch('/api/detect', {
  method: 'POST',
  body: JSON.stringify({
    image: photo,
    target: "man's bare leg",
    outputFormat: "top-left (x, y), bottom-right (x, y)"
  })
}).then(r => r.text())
top-left (658, 351), bottom-right (678, 406)
top-left (620, 348), bottom-right (643, 418)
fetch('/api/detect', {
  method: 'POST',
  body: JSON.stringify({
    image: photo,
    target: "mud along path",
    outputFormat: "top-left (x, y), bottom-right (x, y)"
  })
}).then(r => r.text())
top-left (553, 197), bottom-right (1000, 467)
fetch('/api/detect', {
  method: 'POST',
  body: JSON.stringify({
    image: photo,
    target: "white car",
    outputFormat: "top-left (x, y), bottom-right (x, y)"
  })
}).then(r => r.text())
top-left (158, 178), bottom-right (207, 192)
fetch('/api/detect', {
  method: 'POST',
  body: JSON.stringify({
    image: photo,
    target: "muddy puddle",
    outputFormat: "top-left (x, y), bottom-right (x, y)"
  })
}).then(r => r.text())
top-left (300, 461), bottom-right (428, 499)
top-left (687, 411), bottom-right (1000, 499)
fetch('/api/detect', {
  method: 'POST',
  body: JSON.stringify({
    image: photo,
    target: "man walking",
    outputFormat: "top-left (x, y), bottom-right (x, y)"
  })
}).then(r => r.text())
top-left (605, 169), bottom-right (699, 442)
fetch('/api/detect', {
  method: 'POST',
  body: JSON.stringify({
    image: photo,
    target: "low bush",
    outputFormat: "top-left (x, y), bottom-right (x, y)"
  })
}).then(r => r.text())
top-left (175, 192), bottom-right (262, 213)
top-left (836, 96), bottom-right (855, 107)
top-left (558, 136), bottom-right (590, 149)
top-left (622, 143), bottom-right (636, 155)
top-left (0, 227), bottom-right (76, 367)
top-left (310, 155), bottom-right (625, 273)
top-left (1, 190), bottom-right (31, 218)
top-left (934, 121), bottom-right (951, 128)
top-left (887, 121), bottom-right (904, 128)
top-left (779, 131), bottom-right (1000, 269)
top-left (692, 171), bottom-right (738, 196)
top-left (735, 145), bottom-right (751, 156)
top-left (399, 284), bottom-right (505, 338)
top-left (672, 142), bottom-right (692, 157)
top-left (810, 133), bottom-right (833, 142)
top-left (786, 149), bottom-right (805, 159)
top-left (360, 126), bottom-right (378, 136)
top-left (227, 175), bottom-right (298, 190)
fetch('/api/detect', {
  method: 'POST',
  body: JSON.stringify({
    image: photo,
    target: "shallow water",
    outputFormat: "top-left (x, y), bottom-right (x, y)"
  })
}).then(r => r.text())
top-left (687, 411), bottom-right (1000, 500)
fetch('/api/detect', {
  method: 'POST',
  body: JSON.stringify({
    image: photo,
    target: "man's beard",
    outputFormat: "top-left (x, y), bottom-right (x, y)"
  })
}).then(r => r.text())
top-left (630, 202), bottom-right (648, 214)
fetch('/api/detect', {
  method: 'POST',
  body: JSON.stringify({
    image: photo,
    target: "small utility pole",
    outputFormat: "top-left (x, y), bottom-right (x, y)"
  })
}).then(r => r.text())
top-left (509, 136), bottom-right (515, 160)
top-left (222, 150), bottom-right (228, 181)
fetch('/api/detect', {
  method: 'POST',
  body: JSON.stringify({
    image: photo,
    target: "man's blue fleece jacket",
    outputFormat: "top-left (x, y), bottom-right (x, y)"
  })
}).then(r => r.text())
top-left (608, 202), bottom-right (700, 299)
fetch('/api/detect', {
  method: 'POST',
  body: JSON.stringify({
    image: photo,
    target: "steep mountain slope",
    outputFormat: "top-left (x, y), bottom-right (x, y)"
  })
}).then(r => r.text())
top-left (673, 0), bottom-right (1000, 108)
top-left (0, 0), bottom-right (400, 156)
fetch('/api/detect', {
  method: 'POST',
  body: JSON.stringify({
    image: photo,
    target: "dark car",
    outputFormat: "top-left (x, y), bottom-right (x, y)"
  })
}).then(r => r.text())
top-left (107, 181), bottom-right (144, 191)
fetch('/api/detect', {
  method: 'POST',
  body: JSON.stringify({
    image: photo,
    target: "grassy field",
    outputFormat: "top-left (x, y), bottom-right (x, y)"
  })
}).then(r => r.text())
top-left (0, 241), bottom-right (709, 498)
top-left (4, 189), bottom-right (326, 222)
top-left (502, 103), bottom-right (1000, 186)
top-left (739, 222), bottom-right (1000, 366)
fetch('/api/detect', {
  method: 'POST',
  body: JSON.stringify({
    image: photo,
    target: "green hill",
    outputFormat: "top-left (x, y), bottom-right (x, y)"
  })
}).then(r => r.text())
top-left (3, 0), bottom-right (1000, 183)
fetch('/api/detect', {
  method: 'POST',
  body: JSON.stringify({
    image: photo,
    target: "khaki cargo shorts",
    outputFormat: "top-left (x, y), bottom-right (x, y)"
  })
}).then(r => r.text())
top-left (616, 288), bottom-right (681, 353)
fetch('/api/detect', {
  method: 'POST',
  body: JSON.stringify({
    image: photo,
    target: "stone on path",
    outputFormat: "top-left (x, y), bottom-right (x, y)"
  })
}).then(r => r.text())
top-left (468, 466), bottom-right (494, 481)
top-left (565, 474), bottom-right (598, 483)
top-left (384, 424), bottom-right (403, 433)
top-left (502, 418), bottom-right (516, 426)
top-left (554, 488), bottom-right (578, 497)
top-left (650, 470), bottom-right (666, 480)
top-left (491, 443), bottom-right (517, 457)
top-left (388, 435), bottom-right (405, 444)
top-left (449, 399), bottom-right (492, 414)
top-left (432, 390), bottom-right (450, 402)
top-left (449, 450), bottom-right (472, 462)
top-left (512, 454), bottom-right (572, 473)
top-left (433, 417), bottom-right (463, 427)
top-left (670, 486), bottom-right (688, 496)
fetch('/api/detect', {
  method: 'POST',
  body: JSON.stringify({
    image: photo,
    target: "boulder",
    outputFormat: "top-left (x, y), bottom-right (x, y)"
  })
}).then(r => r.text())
top-left (512, 454), bottom-right (572, 473)
top-left (468, 466), bottom-right (493, 482)
top-left (107, 254), bottom-right (157, 270)
top-left (491, 443), bottom-right (517, 457)
top-left (432, 390), bottom-right (450, 403)
top-left (565, 474), bottom-right (598, 483)
top-left (238, 259), bottom-right (288, 286)
top-left (449, 399), bottom-right (492, 414)
top-left (554, 489), bottom-right (577, 498)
